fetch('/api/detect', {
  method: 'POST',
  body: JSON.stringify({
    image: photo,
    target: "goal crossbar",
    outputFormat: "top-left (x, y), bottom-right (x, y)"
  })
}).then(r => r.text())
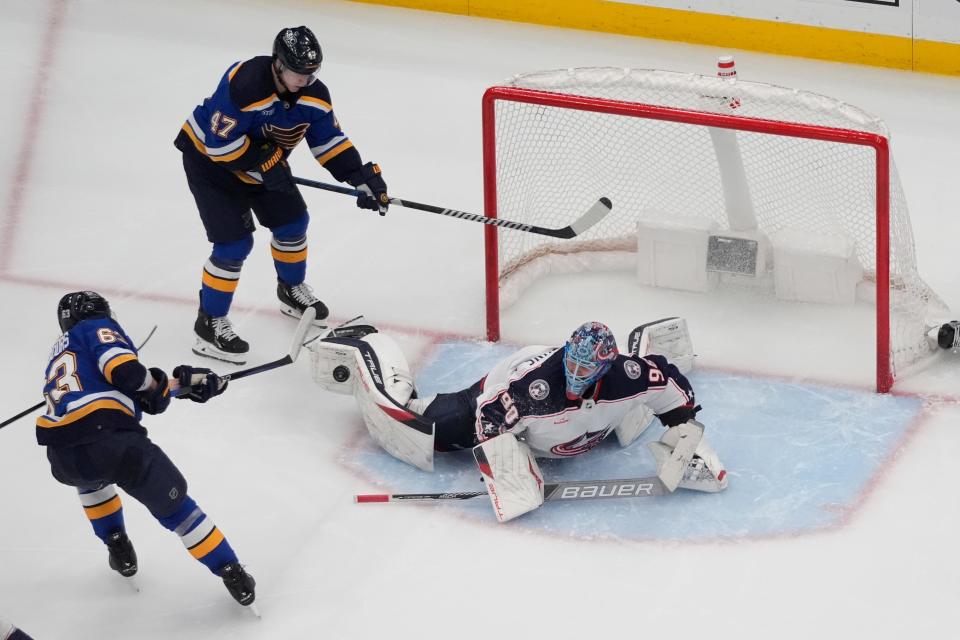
top-left (482, 85), bottom-right (893, 392)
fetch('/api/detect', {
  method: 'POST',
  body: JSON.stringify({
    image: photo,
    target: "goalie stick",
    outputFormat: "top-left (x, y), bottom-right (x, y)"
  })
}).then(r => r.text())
top-left (355, 475), bottom-right (667, 503)
top-left (293, 176), bottom-right (612, 239)
top-left (0, 325), bottom-right (159, 431)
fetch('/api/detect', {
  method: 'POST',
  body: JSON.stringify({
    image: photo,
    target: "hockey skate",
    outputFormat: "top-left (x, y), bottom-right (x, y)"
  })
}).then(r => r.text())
top-left (194, 307), bottom-right (249, 365)
top-left (677, 454), bottom-right (728, 493)
top-left (220, 563), bottom-right (256, 607)
top-left (106, 531), bottom-right (138, 578)
top-left (277, 280), bottom-right (329, 324)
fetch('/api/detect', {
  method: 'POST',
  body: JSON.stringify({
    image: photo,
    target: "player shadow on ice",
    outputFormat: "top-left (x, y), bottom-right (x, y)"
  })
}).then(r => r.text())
top-left (343, 342), bottom-right (925, 542)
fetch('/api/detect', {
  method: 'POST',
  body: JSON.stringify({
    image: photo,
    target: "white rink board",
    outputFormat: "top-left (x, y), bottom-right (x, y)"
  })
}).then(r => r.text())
top-left (610, 0), bottom-right (960, 43)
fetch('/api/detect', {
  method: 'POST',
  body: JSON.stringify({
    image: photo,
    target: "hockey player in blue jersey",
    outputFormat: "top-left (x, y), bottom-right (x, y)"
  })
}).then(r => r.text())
top-left (175, 25), bottom-right (389, 364)
top-left (37, 291), bottom-right (255, 607)
top-left (0, 617), bottom-right (33, 640)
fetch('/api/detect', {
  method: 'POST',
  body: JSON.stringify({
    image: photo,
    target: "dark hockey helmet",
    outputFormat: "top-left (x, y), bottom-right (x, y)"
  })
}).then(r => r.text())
top-left (563, 321), bottom-right (619, 398)
top-left (57, 291), bottom-right (111, 332)
top-left (272, 26), bottom-right (322, 75)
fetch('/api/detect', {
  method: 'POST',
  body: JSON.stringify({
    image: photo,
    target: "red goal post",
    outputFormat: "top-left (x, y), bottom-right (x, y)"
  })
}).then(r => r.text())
top-left (481, 68), bottom-right (944, 393)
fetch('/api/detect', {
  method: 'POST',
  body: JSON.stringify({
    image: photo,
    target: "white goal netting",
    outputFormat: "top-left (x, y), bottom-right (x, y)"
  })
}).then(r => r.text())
top-left (484, 67), bottom-right (946, 391)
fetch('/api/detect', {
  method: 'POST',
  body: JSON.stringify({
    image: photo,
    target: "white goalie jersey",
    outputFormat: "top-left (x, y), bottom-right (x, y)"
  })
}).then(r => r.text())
top-left (474, 345), bottom-right (693, 459)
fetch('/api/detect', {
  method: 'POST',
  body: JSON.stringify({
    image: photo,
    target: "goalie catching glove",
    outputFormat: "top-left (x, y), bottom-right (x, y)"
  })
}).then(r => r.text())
top-left (473, 433), bottom-right (545, 523)
top-left (173, 365), bottom-right (228, 403)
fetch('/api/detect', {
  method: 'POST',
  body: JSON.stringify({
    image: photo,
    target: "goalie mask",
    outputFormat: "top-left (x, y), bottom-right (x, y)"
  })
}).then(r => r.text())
top-left (57, 291), bottom-right (112, 333)
top-left (563, 322), bottom-right (618, 399)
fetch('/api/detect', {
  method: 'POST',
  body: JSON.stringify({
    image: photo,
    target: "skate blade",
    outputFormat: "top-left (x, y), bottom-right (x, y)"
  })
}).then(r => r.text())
top-left (246, 602), bottom-right (261, 618)
top-left (280, 304), bottom-right (328, 327)
top-left (192, 339), bottom-right (247, 365)
top-left (679, 471), bottom-right (729, 493)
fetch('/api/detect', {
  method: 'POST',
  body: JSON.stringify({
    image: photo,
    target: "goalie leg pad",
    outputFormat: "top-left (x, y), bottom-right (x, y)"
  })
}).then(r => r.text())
top-left (648, 420), bottom-right (704, 492)
top-left (473, 434), bottom-right (545, 523)
top-left (353, 345), bottom-right (435, 472)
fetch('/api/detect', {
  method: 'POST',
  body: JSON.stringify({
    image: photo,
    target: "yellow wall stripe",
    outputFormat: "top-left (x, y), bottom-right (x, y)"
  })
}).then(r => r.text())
top-left (348, 0), bottom-right (960, 76)
top-left (916, 39), bottom-right (960, 76)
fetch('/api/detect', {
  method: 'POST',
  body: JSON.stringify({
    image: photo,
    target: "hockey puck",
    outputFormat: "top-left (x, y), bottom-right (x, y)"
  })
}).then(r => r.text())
top-left (333, 365), bottom-right (351, 382)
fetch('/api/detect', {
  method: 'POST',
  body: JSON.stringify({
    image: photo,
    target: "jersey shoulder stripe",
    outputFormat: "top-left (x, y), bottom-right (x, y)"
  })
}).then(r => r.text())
top-left (298, 94), bottom-right (332, 113)
top-left (228, 56), bottom-right (279, 111)
top-left (37, 396), bottom-right (134, 429)
top-left (298, 79), bottom-right (333, 106)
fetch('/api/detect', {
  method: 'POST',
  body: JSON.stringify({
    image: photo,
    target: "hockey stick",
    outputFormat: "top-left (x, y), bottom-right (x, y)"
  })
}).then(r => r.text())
top-left (173, 307), bottom-right (316, 396)
top-left (293, 176), bottom-right (612, 239)
top-left (355, 475), bottom-right (667, 503)
top-left (0, 325), bottom-right (159, 430)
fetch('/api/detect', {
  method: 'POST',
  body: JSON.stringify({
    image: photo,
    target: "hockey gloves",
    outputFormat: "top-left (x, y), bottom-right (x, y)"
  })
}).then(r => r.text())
top-left (255, 143), bottom-right (296, 193)
top-left (172, 365), bottom-right (228, 403)
top-left (140, 368), bottom-right (172, 415)
top-left (656, 402), bottom-right (701, 428)
top-left (346, 162), bottom-right (389, 215)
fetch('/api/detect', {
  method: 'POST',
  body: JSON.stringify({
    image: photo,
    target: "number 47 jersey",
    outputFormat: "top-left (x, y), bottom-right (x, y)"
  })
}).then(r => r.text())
top-left (37, 317), bottom-right (147, 447)
top-left (474, 346), bottom-right (693, 459)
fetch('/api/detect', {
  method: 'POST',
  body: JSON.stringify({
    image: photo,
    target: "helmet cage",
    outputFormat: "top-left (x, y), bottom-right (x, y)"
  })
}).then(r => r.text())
top-left (563, 322), bottom-right (618, 397)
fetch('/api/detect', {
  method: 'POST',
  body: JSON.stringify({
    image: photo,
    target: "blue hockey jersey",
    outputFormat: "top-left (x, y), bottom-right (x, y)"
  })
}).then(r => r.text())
top-left (37, 317), bottom-right (148, 447)
top-left (174, 56), bottom-right (364, 184)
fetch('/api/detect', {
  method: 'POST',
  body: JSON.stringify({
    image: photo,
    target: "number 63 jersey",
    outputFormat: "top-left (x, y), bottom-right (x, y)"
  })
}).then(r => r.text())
top-left (37, 317), bottom-right (147, 447)
top-left (474, 346), bottom-right (693, 459)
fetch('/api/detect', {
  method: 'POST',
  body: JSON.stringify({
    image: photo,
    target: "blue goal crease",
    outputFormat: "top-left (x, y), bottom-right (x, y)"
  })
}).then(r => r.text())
top-left (344, 341), bottom-right (925, 541)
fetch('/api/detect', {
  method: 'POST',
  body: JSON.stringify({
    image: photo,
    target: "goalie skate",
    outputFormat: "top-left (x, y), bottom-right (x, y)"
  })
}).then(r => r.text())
top-left (678, 455), bottom-right (728, 493)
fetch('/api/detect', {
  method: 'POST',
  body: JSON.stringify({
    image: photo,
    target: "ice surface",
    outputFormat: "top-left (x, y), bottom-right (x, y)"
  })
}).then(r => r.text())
top-left (1, 1), bottom-right (960, 638)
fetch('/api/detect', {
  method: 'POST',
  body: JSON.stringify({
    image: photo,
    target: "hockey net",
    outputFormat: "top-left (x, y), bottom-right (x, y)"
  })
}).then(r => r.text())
top-left (482, 67), bottom-right (946, 392)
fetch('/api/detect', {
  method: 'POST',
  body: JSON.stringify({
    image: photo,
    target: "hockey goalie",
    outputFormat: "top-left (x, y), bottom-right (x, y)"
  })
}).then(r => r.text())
top-left (309, 318), bottom-right (727, 523)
